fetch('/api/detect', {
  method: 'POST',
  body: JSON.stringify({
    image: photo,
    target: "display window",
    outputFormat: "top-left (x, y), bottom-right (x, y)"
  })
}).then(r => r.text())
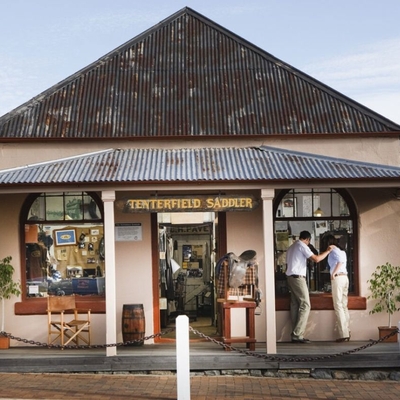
top-left (22, 192), bottom-right (104, 299)
top-left (274, 188), bottom-right (357, 297)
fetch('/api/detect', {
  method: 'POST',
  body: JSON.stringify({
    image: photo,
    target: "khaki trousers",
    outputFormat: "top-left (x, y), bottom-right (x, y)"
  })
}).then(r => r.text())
top-left (331, 275), bottom-right (350, 339)
top-left (287, 276), bottom-right (310, 340)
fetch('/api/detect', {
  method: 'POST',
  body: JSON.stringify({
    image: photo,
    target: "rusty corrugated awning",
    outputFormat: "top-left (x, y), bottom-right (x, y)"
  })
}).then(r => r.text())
top-left (0, 146), bottom-right (399, 187)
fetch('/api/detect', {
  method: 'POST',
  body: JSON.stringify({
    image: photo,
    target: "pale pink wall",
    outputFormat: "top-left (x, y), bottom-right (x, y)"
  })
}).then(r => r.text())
top-left (225, 206), bottom-right (267, 341)
top-left (2, 184), bottom-right (400, 346)
top-left (1, 137), bottom-right (400, 169)
top-left (114, 210), bottom-right (154, 342)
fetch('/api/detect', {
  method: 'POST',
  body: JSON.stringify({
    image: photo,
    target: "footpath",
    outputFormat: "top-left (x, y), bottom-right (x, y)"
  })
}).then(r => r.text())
top-left (1, 372), bottom-right (400, 399)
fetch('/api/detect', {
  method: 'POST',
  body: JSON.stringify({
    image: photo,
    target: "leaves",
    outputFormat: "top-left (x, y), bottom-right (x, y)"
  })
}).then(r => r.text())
top-left (367, 262), bottom-right (400, 326)
top-left (0, 256), bottom-right (22, 300)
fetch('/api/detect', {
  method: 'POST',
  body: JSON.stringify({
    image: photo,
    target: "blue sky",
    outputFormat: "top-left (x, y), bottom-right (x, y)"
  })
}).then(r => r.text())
top-left (1, 0), bottom-right (399, 123)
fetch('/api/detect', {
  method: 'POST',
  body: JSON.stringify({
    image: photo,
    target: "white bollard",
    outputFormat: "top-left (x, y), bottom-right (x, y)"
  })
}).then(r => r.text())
top-left (176, 315), bottom-right (190, 400)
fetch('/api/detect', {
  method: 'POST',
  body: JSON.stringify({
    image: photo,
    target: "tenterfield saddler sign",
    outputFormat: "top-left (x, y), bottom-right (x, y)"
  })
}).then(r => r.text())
top-left (116, 195), bottom-right (259, 213)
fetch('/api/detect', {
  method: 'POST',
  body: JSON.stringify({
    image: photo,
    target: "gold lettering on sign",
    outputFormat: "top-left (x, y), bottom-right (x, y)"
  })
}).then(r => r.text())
top-left (119, 195), bottom-right (258, 213)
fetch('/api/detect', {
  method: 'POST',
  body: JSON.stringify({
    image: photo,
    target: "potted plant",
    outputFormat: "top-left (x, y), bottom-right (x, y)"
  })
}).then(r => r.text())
top-left (0, 256), bottom-right (21, 349)
top-left (367, 262), bottom-right (400, 342)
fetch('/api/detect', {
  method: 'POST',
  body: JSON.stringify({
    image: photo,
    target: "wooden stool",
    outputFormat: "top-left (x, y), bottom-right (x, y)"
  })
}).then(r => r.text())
top-left (220, 301), bottom-right (256, 351)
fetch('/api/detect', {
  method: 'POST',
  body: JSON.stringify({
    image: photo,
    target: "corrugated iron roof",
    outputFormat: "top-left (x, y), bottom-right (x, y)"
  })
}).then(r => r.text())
top-left (1, 146), bottom-right (400, 186)
top-left (0, 7), bottom-right (399, 140)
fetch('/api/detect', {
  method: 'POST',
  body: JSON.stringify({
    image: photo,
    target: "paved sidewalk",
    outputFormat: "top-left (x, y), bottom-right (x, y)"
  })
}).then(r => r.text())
top-left (0, 373), bottom-right (399, 400)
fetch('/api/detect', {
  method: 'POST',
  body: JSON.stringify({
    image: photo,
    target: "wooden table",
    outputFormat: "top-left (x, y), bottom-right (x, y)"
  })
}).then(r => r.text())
top-left (220, 300), bottom-right (256, 351)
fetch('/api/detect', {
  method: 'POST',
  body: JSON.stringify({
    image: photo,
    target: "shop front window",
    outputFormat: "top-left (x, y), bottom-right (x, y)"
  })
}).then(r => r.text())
top-left (274, 189), bottom-right (356, 296)
top-left (23, 192), bottom-right (105, 299)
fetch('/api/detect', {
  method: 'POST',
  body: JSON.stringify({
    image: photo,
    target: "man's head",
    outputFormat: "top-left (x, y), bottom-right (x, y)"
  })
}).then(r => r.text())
top-left (299, 230), bottom-right (312, 244)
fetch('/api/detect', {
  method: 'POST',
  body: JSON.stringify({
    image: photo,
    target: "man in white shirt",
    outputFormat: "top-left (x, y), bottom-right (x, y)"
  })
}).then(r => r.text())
top-left (286, 230), bottom-right (333, 343)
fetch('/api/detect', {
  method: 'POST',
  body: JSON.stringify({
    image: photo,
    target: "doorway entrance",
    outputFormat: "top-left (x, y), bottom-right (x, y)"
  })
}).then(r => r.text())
top-left (156, 212), bottom-right (219, 340)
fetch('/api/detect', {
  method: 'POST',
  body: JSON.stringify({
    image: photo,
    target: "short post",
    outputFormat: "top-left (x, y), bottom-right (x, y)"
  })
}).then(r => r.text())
top-left (176, 315), bottom-right (190, 400)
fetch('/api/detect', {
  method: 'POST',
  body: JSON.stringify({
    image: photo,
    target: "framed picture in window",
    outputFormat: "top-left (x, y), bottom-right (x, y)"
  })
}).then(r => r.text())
top-left (282, 196), bottom-right (296, 218)
top-left (54, 229), bottom-right (77, 246)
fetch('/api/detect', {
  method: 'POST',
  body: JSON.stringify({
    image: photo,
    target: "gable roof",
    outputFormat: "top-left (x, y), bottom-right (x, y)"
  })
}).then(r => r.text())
top-left (1, 146), bottom-right (400, 187)
top-left (0, 7), bottom-right (399, 140)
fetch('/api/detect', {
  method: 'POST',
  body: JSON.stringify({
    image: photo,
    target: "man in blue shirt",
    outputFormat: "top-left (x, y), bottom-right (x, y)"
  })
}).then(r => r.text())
top-left (326, 234), bottom-right (350, 342)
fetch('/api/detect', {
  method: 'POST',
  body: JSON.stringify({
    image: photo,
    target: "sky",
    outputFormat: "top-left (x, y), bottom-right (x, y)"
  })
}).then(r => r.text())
top-left (1, 0), bottom-right (399, 124)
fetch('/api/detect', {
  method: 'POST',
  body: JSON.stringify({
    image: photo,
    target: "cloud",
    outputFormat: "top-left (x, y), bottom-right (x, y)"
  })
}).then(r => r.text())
top-left (302, 37), bottom-right (400, 124)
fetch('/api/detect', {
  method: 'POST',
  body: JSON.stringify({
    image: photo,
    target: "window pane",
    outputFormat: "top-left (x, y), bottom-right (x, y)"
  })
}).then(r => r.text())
top-left (274, 189), bottom-right (355, 296)
top-left (65, 195), bottom-right (83, 220)
top-left (282, 196), bottom-right (295, 217)
top-left (83, 196), bottom-right (101, 219)
top-left (46, 196), bottom-right (64, 220)
top-left (28, 196), bottom-right (45, 220)
top-left (318, 192), bottom-right (331, 217)
top-left (301, 194), bottom-right (320, 217)
top-left (24, 192), bottom-right (104, 299)
top-left (25, 223), bottom-right (105, 297)
top-left (339, 194), bottom-right (350, 216)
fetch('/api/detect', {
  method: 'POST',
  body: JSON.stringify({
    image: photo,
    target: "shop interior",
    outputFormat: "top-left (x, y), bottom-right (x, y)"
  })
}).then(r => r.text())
top-left (158, 212), bottom-right (217, 338)
top-left (25, 223), bottom-right (105, 298)
top-left (274, 191), bottom-right (353, 295)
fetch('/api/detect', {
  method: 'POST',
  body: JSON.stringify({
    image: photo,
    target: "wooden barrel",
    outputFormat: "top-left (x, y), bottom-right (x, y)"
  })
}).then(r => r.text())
top-left (122, 304), bottom-right (145, 346)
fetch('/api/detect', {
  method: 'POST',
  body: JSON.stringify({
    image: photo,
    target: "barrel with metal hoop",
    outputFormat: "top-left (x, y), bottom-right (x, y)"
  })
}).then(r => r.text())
top-left (122, 304), bottom-right (145, 346)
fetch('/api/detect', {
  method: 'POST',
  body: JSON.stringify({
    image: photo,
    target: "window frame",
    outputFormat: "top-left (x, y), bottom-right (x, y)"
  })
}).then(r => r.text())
top-left (16, 192), bottom-right (105, 315)
top-left (273, 188), bottom-right (364, 311)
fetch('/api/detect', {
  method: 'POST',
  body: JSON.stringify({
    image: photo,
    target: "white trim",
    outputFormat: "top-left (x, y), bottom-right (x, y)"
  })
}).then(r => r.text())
top-left (102, 190), bottom-right (117, 357)
top-left (261, 188), bottom-right (277, 354)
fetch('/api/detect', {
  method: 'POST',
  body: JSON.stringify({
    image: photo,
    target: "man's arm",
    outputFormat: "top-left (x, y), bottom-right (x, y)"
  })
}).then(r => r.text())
top-left (309, 245), bottom-right (334, 263)
top-left (331, 262), bottom-right (343, 279)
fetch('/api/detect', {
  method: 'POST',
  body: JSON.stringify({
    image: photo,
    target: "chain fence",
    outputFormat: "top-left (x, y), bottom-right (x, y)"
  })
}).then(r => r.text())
top-left (0, 329), bottom-right (175, 350)
top-left (188, 326), bottom-right (400, 362)
top-left (1, 327), bottom-right (398, 363)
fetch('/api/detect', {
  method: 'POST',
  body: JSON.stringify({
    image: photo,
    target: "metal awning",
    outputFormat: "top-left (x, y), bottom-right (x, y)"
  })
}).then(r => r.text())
top-left (0, 146), bottom-right (399, 187)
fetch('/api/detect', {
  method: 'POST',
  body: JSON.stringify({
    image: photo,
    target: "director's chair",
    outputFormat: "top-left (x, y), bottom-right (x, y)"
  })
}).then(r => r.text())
top-left (47, 295), bottom-right (91, 348)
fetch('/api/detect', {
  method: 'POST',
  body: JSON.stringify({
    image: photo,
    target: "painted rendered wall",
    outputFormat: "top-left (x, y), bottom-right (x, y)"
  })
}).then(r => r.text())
top-left (225, 187), bottom-right (400, 343)
top-left (225, 206), bottom-right (267, 341)
top-left (2, 186), bottom-right (400, 346)
top-left (0, 194), bottom-right (109, 347)
top-left (1, 137), bottom-right (400, 170)
top-left (114, 209), bottom-right (154, 344)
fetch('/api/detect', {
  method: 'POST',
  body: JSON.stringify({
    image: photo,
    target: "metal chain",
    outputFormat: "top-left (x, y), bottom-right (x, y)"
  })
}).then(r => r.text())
top-left (0, 328), bottom-right (175, 349)
top-left (1, 327), bottom-right (398, 362)
top-left (188, 326), bottom-right (400, 362)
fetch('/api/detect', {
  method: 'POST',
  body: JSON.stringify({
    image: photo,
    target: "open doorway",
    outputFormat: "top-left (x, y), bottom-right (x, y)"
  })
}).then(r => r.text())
top-left (157, 212), bottom-right (219, 340)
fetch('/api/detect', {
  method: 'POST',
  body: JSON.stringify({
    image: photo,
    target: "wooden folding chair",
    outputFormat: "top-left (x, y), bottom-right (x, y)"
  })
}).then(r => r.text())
top-left (47, 295), bottom-right (91, 348)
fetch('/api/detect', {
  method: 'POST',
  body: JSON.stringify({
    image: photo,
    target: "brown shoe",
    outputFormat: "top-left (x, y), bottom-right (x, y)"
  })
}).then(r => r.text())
top-left (292, 338), bottom-right (311, 344)
top-left (336, 337), bottom-right (350, 342)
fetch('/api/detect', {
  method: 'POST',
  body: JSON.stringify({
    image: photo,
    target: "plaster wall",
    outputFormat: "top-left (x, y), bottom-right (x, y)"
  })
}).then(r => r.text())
top-left (0, 194), bottom-right (26, 340)
top-left (352, 187), bottom-right (400, 336)
top-left (1, 137), bottom-right (399, 170)
top-left (225, 187), bottom-right (400, 342)
top-left (113, 209), bottom-right (154, 344)
top-left (0, 194), bottom-right (107, 346)
top-left (225, 206), bottom-right (266, 340)
top-left (2, 185), bottom-right (400, 347)
top-left (273, 187), bottom-right (400, 342)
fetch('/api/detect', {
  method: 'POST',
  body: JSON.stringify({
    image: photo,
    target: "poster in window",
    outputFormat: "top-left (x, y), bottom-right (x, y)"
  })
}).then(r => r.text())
top-left (54, 229), bottom-right (77, 246)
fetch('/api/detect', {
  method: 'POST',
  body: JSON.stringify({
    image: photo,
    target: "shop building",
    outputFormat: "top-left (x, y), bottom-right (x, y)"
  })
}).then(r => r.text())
top-left (1, 7), bottom-right (400, 356)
